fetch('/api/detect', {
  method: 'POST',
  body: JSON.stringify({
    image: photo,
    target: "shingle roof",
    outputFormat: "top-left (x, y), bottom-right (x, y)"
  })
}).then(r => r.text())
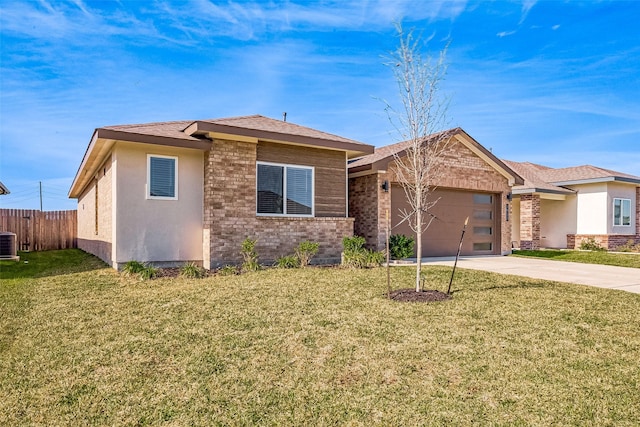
top-left (102, 120), bottom-right (197, 141)
top-left (503, 161), bottom-right (575, 195)
top-left (0, 181), bottom-right (9, 195)
top-left (349, 128), bottom-right (460, 168)
top-left (505, 161), bottom-right (640, 195)
top-left (537, 165), bottom-right (640, 184)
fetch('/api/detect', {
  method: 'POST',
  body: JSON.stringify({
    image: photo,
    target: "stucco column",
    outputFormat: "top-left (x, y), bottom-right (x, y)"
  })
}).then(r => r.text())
top-left (377, 173), bottom-right (391, 251)
top-left (520, 194), bottom-right (541, 250)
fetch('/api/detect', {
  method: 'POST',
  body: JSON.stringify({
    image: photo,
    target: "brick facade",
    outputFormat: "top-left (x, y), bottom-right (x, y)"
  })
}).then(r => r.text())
top-left (519, 194), bottom-right (541, 250)
top-left (349, 137), bottom-right (514, 255)
top-left (203, 139), bottom-right (353, 268)
top-left (567, 234), bottom-right (639, 251)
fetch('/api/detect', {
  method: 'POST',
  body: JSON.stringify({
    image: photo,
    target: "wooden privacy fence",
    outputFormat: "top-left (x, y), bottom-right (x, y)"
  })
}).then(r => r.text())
top-left (0, 209), bottom-right (77, 251)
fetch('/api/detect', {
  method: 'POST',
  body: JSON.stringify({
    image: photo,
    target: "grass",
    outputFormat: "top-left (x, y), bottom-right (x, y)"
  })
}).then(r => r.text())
top-left (512, 249), bottom-right (640, 269)
top-left (2, 250), bottom-right (640, 425)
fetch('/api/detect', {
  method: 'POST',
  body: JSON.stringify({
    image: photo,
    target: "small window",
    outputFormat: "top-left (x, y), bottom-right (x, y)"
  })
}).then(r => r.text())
top-left (613, 198), bottom-right (631, 226)
top-left (473, 242), bottom-right (492, 251)
top-left (257, 162), bottom-right (313, 216)
top-left (473, 194), bottom-right (493, 204)
top-left (474, 227), bottom-right (492, 235)
top-left (148, 155), bottom-right (177, 200)
top-left (473, 209), bottom-right (492, 220)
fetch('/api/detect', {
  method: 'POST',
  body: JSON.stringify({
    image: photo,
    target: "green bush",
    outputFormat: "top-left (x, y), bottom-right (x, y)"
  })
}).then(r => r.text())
top-left (139, 265), bottom-right (159, 280)
top-left (275, 255), bottom-right (300, 269)
top-left (342, 235), bottom-right (383, 268)
top-left (389, 234), bottom-right (415, 259)
top-left (295, 241), bottom-right (319, 267)
top-left (241, 238), bottom-right (260, 272)
top-left (121, 260), bottom-right (145, 276)
top-left (218, 265), bottom-right (238, 276)
top-left (180, 262), bottom-right (205, 278)
top-left (579, 237), bottom-right (605, 252)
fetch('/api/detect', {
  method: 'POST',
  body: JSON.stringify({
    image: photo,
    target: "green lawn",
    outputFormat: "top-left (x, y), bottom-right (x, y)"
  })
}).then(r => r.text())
top-left (512, 249), bottom-right (640, 269)
top-left (2, 250), bottom-right (640, 426)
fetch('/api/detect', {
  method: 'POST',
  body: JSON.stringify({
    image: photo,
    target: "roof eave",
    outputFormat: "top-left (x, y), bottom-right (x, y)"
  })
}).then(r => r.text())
top-left (551, 176), bottom-right (640, 186)
top-left (187, 121), bottom-right (374, 157)
top-left (512, 187), bottom-right (575, 196)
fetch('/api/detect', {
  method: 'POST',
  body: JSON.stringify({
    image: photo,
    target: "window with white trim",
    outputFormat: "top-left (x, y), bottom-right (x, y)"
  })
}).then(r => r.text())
top-left (147, 155), bottom-right (178, 200)
top-left (257, 162), bottom-right (313, 216)
top-left (613, 198), bottom-right (631, 226)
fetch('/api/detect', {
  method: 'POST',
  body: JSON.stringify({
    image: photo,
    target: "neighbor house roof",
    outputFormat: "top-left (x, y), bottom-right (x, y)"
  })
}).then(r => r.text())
top-left (348, 127), bottom-right (524, 186)
top-left (69, 115), bottom-right (373, 198)
top-left (0, 181), bottom-right (9, 195)
top-left (505, 161), bottom-right (640, 196)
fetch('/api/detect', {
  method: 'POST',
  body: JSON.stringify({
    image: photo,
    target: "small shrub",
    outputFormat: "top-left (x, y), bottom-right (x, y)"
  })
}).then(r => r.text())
top-left (389, 234), bottom-right (415, 259)
top-left (275, 255), bottom-right (300, 269)
top-left (342, 235), bottom-right (383, 268)
top-left (121, 260), bottom-right (145, 276)
top-left (579, 238), bottom-right (605, 252)
top-left (240, 238), bottom-right (260, 272)
top-left (295, 241), bottom-right (319, 267)
top-left (616, 239), bottom-right (640, 253)
top-left (139, 265), bottom-right (159, 280)
top-left (180, 262), bottom-right (205, 278)
top-left (342, 236), bottom-right (366, 252)
top-left (218, 265), bottom-right (238, 276)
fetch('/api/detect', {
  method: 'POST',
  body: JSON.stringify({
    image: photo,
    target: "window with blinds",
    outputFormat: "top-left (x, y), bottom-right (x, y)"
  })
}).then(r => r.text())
top-left (148, 155), bottom-right (177, 200)
top-left (257, 162), bottom-right (313, 216)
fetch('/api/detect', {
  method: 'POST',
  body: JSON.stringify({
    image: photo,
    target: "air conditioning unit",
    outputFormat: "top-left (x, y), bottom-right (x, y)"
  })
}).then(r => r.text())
top-left (0, 232), bottom-right (19, 261)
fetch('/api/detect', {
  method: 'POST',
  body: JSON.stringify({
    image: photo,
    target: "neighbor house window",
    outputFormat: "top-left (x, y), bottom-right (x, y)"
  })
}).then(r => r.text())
top-left (613, 198), bottom-right (631, 226)
top-left (147, 155), bottom-right (177, 200)
top-left (257, 162), bottom-right (313, 216)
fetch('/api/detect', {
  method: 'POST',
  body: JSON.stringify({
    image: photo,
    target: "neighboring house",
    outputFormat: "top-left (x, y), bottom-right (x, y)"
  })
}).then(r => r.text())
top-left (68, 115), bottom-right (374, 269)
top-left (0, 181), bottom-right (9, 195)
top-left (348, 128), bottom-right (524, 257)
top-left (505, 161), bottom-right (640, 250)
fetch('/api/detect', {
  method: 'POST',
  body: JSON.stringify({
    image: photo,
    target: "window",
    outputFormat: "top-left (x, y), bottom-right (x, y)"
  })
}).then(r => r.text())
top-left (473, 194), bottom-right (493, 204)
top-left (474, 227), bottom-right (492, 235)
top-left (147, 155), bottom-right (177, 200)
top-left (473, 242), bottom-right (493, 251)
top-left (257, 162), bottom-right (313, 216)
top-left (613, 198), bottom-right (631, 226)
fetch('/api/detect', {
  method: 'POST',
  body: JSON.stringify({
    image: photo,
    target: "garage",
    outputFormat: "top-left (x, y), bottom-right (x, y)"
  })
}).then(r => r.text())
top-left (391, 185), bottom-right (500, 257)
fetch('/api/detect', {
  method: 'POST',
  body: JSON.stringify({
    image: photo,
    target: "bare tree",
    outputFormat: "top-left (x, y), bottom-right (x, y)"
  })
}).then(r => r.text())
top-left (385, 25), bottom-right (451, 292)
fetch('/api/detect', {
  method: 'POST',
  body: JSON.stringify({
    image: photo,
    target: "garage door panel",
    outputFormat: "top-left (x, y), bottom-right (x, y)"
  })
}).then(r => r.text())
top-left (391, 185), bottom-right (499, 257)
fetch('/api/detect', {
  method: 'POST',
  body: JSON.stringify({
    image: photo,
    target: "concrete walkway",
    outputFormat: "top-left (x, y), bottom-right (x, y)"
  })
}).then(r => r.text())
top-left (395, 256), bottom-right (640, 294)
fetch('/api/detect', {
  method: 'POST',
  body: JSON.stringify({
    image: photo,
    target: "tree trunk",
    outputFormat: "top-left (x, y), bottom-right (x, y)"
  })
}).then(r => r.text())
top-left (415, 208), bottom-right (422, 292)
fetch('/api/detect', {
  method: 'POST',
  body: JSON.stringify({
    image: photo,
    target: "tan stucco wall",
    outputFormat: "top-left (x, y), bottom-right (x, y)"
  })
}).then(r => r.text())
top-left (540, 195), bottom-right (577, 248)
top-left (77, 155), bottom-right (113, 264)
top-left (573, 183), bottom-right (608, 235)
top-left (511, 198), bottom-right (520, 246)
top-left (112, 142), bottom-right (204, 267)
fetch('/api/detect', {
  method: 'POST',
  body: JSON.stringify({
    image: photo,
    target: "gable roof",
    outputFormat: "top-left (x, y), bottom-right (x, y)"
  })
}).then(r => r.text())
top-left (0, 181), bottom-right (9, 195)
top-left (505, 161), bottom-right (640, 196)
top-left (348, 127), bottom-right (524, 186)
top-left (69, 115), bottom-right (373, 198)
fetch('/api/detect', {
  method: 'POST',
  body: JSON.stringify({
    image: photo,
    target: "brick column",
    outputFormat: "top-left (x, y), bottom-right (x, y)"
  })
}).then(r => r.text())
top-left (520, 194), bottom-right (541, 250)
top-left (636, 187), bottom-right (640, 240)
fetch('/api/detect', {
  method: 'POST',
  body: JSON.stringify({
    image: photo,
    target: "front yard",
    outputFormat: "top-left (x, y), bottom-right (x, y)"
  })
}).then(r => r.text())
top-left (2, 250), bottom-right (640, 425)
top-left (512, 249), bottom-right (640, 268)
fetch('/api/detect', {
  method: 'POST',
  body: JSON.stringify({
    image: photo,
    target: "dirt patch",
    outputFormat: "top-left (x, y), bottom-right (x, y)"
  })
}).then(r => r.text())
top-left (389, 288), bottom-right (451, 303)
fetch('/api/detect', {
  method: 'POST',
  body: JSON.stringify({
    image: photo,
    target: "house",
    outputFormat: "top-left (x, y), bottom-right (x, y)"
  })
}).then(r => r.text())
top-left (348, 128), bottom-right (524, 257)
top-left (68, 115), bottom-right (374, 269)
top-left (505, 161), bottom-right (640, 250)
top-left (0, 181), bottom-right (9, 195)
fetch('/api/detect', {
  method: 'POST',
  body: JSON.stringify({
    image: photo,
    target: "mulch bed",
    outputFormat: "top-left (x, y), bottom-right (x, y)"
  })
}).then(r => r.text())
top-left (389, 288), bottom-right (452, 303)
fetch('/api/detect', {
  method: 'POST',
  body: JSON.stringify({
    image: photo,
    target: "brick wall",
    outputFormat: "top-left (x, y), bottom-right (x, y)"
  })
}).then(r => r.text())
top-left (568, 234), bottom-right (639, 250)
top-left (203, 139), bottom-right (353, 268)
top-left (636, 187), bottom-right (640, 238)
top-left (348, 172), bottom-right (390, 250)
top-left (519, 194), bottom-right (541, 250)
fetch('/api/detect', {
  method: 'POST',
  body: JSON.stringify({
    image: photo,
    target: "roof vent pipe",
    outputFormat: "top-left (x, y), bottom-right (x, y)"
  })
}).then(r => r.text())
top-left (282, 112), bottom-right (287, 122)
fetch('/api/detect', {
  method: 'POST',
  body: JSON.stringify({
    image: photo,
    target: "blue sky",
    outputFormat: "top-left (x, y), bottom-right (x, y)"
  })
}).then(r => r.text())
top-left (1, 0), bottom-right (639, 211)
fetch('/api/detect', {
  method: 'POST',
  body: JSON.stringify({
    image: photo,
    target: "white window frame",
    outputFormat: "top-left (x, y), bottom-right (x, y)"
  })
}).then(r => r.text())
top-left (256, 161), bottom-right (314, 217)
top-left (613, 198), bottom-right (631, 226)
top-left (147, 154), bottom-right (178, 200)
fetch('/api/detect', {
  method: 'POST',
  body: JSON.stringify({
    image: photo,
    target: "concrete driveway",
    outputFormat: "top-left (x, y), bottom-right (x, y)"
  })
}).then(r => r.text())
top-left (405, 256), bottom-right (640, 294)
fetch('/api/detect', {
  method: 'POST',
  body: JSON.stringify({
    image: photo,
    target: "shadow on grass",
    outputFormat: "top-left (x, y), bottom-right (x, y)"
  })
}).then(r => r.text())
top-left (0, 249), bottom-right (108, 280)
